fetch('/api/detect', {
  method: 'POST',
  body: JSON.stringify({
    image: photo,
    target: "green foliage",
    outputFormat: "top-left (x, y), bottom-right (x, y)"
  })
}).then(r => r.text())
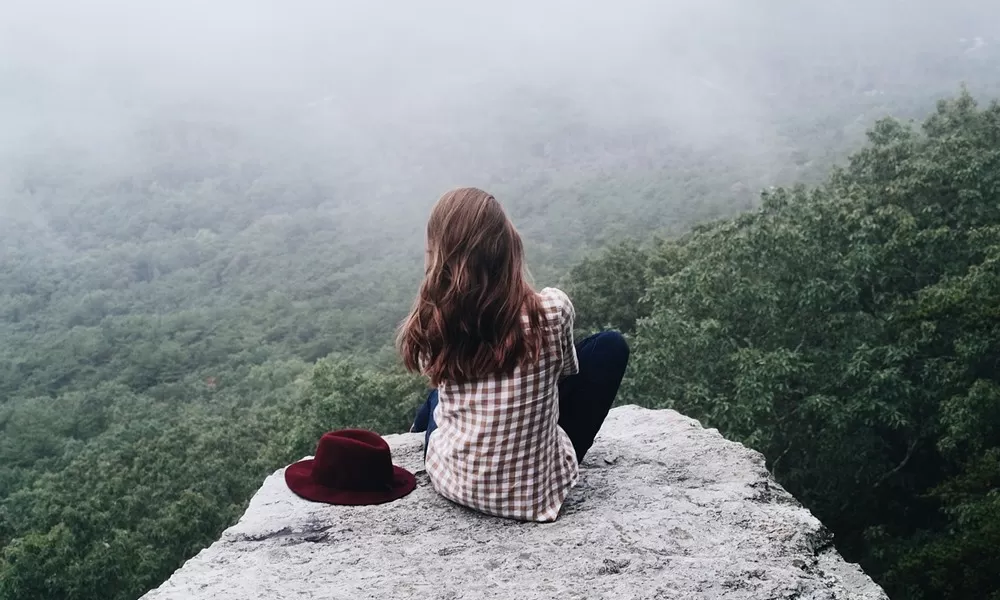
top-left (566, 241), bottom-right (653, 334)
top-left (0, 358), bottom-right (418, 600)
top-left (572, 90), bottom-right (1000, 599)
top-left (282, 356), bottom-right (427, 460)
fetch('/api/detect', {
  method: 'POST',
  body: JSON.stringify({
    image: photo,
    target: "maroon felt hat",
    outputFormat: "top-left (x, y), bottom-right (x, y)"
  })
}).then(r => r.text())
top-left (284, 429), bottom-right (416, 505)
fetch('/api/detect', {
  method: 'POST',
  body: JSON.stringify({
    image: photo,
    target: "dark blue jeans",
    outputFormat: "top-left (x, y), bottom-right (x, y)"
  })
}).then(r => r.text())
top-left (412, 389), bottom-right (439, 456)
top-left (411, 331), bottom-right (630, 463)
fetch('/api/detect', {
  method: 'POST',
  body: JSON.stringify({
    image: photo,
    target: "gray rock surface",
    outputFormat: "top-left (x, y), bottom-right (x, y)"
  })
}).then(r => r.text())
top-left (142, 405), bottom-right (887, 600)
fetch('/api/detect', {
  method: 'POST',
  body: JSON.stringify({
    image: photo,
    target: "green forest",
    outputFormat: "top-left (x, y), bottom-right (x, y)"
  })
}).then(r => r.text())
top-left (3, 3), bottom-right (1000, 599)
top-left (571, 92), bottom-right (1000, 598)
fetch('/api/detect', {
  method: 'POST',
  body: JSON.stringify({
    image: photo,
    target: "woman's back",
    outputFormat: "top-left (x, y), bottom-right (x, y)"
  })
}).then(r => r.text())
top-left (425, 287), bottom-right (579, 522)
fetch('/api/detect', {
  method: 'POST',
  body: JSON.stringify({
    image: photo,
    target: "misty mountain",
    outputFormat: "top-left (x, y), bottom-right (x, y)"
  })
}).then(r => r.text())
top-left (2, 2), bottom-right (1000, 599)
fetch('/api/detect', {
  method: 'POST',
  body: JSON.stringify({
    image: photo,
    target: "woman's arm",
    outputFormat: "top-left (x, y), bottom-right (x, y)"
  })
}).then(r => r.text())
top-left (557, 291), bottom-right (579, 381)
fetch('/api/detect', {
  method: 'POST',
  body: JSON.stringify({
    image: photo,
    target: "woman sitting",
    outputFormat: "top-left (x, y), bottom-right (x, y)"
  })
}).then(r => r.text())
top-left (401, 187), bottom-right (629, 522)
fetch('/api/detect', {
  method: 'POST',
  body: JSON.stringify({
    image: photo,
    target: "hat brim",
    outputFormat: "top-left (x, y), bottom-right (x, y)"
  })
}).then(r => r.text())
top-left (283, 459), bottom-right (417, 505)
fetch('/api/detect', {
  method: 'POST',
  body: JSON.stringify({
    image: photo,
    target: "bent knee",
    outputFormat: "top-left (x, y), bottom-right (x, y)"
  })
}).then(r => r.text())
top-left (597, 330), bottom-right (630, 365)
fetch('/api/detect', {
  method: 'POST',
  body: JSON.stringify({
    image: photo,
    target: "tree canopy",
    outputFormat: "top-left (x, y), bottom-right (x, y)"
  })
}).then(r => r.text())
top-left (571, 90), bottom-right (1000, 599)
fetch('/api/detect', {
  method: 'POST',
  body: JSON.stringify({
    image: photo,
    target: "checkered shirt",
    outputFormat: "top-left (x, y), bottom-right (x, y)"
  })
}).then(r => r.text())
top-left (424, 287), bottom-right (580, 522)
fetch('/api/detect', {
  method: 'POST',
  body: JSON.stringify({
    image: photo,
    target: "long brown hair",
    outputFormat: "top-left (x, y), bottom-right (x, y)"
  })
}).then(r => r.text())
top-left (397, 187), bottom-right (543, 386)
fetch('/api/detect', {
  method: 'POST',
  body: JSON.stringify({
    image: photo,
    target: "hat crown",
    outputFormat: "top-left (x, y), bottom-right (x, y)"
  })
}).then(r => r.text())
top-left (310, 429), bottom-right (395, 491)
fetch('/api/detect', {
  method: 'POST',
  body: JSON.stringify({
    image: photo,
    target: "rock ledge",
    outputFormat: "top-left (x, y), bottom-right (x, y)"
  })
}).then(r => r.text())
top-left (142, 405), bottom-right (887, 599)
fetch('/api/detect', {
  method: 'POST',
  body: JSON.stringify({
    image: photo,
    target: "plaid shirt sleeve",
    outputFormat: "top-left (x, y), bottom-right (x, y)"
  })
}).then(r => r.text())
top-left (555, 290), bottom-right (579, 380)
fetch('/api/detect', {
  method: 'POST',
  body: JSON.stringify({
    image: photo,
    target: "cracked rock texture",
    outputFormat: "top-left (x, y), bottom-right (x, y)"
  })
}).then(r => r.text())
top-left (142, 405), bottom-right (887, 600)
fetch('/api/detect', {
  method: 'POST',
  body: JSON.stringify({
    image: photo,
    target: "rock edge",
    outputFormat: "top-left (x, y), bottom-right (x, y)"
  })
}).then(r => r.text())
top-left (142, 405), bottom-right (887, 600)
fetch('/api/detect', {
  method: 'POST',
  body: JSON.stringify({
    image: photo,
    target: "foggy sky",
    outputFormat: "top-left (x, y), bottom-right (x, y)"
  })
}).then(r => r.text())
top-left (2, 0), bottom-right (999, 216)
